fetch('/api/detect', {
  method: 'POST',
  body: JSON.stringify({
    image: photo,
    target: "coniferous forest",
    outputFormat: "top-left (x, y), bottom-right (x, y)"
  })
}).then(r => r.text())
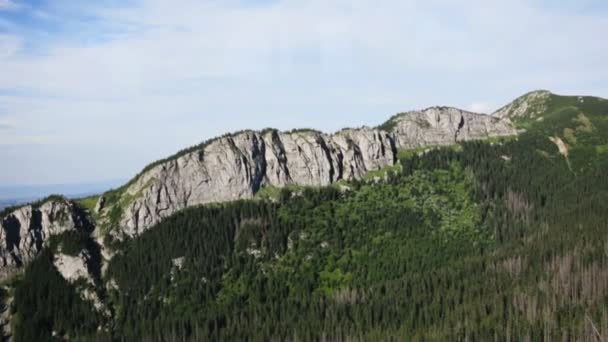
top-left (3, 94), bottom-right (608, 341)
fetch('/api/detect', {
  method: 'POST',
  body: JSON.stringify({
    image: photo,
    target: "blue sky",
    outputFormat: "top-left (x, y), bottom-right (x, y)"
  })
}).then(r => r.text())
top-left (0, 0), bottom-right (607, 186)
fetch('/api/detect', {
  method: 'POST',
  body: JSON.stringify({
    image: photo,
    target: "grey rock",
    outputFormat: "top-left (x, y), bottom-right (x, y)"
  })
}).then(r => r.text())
top-left (111, 127), bottom-right (397, 238)
top-left (95, 196), bottom-right (105, 214)
top-left (106, 107), bottom-right (514, 238)
top-left (0, 96), bottom-right (535, 287)
top-left (493, 90), bottom-right (552, 119)
top-left (0, 101), bottom-right (518, 279)
top-left (118, 131), bottom-right (269, 237)
top-left (390, 107), bottom-right (517, 148)
top-left (332, 128), bottom-right (396, 180)
top-left (54, 250), bottom-right (107, 313)
top-left (54, 251), bottom-right (94, 285)
top-left (0, 199), bottom-right (89, 278)
top-left (0, 287), bottom-right (12, 339)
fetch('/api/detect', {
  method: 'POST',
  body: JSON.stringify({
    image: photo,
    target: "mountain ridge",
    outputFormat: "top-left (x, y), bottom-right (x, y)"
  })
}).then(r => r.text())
top-left (2, 89), bottom-right (608, 340)
top-left (94, 103), bottom-right (515, 239)
top-left (1, 89), bottom-right (594, 280)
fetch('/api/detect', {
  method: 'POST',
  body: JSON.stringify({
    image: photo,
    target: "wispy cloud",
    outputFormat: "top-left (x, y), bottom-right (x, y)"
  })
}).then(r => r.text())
top-left (0, 0), bottom-right (19, 11)
top-left (0, 0), bottom-right (606, 184)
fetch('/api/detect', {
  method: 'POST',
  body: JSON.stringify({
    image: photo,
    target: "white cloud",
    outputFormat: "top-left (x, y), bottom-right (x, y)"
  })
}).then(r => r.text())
top-left (0, 0), bottom-right (18, 11)
top-left (2, 0), bottom-right (608, 99)
top-left (7, 2), bottom-right (608, 93)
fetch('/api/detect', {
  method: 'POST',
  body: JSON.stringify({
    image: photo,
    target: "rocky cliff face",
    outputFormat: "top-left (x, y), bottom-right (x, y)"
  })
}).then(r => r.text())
top-left (111, 127), bottom-right (397, 237)
top-left (0, 288), bottom-right (12, 339)
top-left (388, 107), bottom-right (516, 148)
top-left (99, 107), bottom-right (516, 238)
top-left (493, 90), bottom-right (552, 120)
top-left (0, 199), bottom-right (91, 278)
top-left (0, 103), bottom-right (518, 275)
top-left (54, 250), bottom-right (107, 313)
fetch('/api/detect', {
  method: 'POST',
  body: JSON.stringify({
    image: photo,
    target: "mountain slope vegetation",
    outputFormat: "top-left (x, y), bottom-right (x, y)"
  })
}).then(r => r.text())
top-left (3, 91), bottom-right (608, 341)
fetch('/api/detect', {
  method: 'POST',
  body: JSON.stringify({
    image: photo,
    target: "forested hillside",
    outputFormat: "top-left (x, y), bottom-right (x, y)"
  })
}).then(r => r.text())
top-left (3, 93), bottom-right (608, 341)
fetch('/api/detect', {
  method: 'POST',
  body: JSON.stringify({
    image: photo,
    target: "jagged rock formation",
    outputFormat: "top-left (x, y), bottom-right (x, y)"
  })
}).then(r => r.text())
top-left (0, 288), bottom-right (12, 339)
top-left (0, 199), bottom-right (98, 336)
top-left (387, 107), bottom-right (516, 148)
top-left (54, 251), bottom-right (94, 285)
top-left (113, 127), bottom-right (397, 236)
top-left (100, 107), bottom-right (516, 238)
top-left (493, 90), bottom-right (552, 120)
top-left (0, 199), bottom-right (92, 278)
top-left (54, 251), bottom-right (107, 313)
top-left (0, 101), bottom-right (520, 278)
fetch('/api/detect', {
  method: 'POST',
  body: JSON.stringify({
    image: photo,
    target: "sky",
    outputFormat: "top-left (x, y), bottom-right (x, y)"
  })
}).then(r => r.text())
top-left (0, 0), bottom-right (607, 188)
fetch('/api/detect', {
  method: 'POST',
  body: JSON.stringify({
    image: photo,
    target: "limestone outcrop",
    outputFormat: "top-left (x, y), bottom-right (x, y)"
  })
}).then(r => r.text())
top-left (0, 199), bottom-right (91, 278)
top-left (101, 107), bottom-right (515, 238)
top-left (389, 107), bottom-right (516, 148)
top-left (493, 90), bottom-right (552, 120)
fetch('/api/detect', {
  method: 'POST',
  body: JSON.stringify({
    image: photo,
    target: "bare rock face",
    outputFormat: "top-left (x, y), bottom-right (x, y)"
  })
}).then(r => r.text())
top-left (106, 107), bottom-right (515, 238)
top-left (0, 102), bottom-right (518, 281)
top-left (0, 104), bottom-right (517, 248)
top-left (119, 131), bottom-right (268, 236)
top-left (0, 199), bottom-right (89, 278)
top-left (94, 196), bottom-right (105, 214)
top-left (0, 92), bottom-right (557, 301)
top-left (271, 130), bottom-right (339, 187)
top-left (54, 251), bottom-right (93, 284)
top-left (54, 251), bottom-right (107, 313)
top-left (115, 128), bottom-right (397, 237)
top-left (332, 128), bottom-right (396, 180)
top-left (493, 90), bottom-right (552, 120)
top-left (389, 107), bottom-right (517, 148)
top-left (0, 288), bottom-right (12, 339)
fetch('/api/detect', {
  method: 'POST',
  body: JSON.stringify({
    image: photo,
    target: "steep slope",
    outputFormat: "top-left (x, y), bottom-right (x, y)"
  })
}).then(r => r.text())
top-left (0, 198), bottom-right (105, 340)
top-left (495, 90), bottom-right (608, 172)
top-left (2, 90), bottom-right (608, 340)
top-left (0, 103), bottom-right (516, 283)
top-left (97, 107), bottom-right (515, 238)
top-left (0, 197), bottom-right (94, 278)
top-left (97, 128), bottom-right (396, 237)
top-left (381, 106), bottom-right (516, 147)
top-left (82, 92), bottom-right (608, 340)
top-left (493, 89), bottom-right (553, 120)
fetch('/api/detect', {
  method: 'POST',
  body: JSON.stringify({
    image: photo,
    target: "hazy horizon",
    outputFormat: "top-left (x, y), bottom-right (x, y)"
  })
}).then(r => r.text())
top-left (0, 178), bottom-right (126, 201)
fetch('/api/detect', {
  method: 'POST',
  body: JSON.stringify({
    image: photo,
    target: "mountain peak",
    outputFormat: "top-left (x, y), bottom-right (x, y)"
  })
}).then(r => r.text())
top-left (99, 106), bottom-right (515, 239)
top-left (493, 90), bottom-right (554, 119)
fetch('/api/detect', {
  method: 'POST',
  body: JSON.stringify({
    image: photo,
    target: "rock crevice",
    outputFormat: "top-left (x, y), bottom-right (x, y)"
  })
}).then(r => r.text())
top-left (0, 105), bottom-right (518, 276)
top-left (0, 200), bottom-right (91, 278)
top-left (104, 107), bottom-right (515, 237)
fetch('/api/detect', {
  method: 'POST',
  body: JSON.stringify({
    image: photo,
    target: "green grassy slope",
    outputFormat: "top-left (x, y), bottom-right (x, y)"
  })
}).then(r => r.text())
top-left (4, 92), bottom-right (608, 341)
top-left (512, 93), bottom-right (608, 173)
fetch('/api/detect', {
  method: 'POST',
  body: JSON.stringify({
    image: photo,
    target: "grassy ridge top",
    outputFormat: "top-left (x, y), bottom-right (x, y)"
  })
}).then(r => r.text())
top-left (511, 93), bottom-right (608, 173)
